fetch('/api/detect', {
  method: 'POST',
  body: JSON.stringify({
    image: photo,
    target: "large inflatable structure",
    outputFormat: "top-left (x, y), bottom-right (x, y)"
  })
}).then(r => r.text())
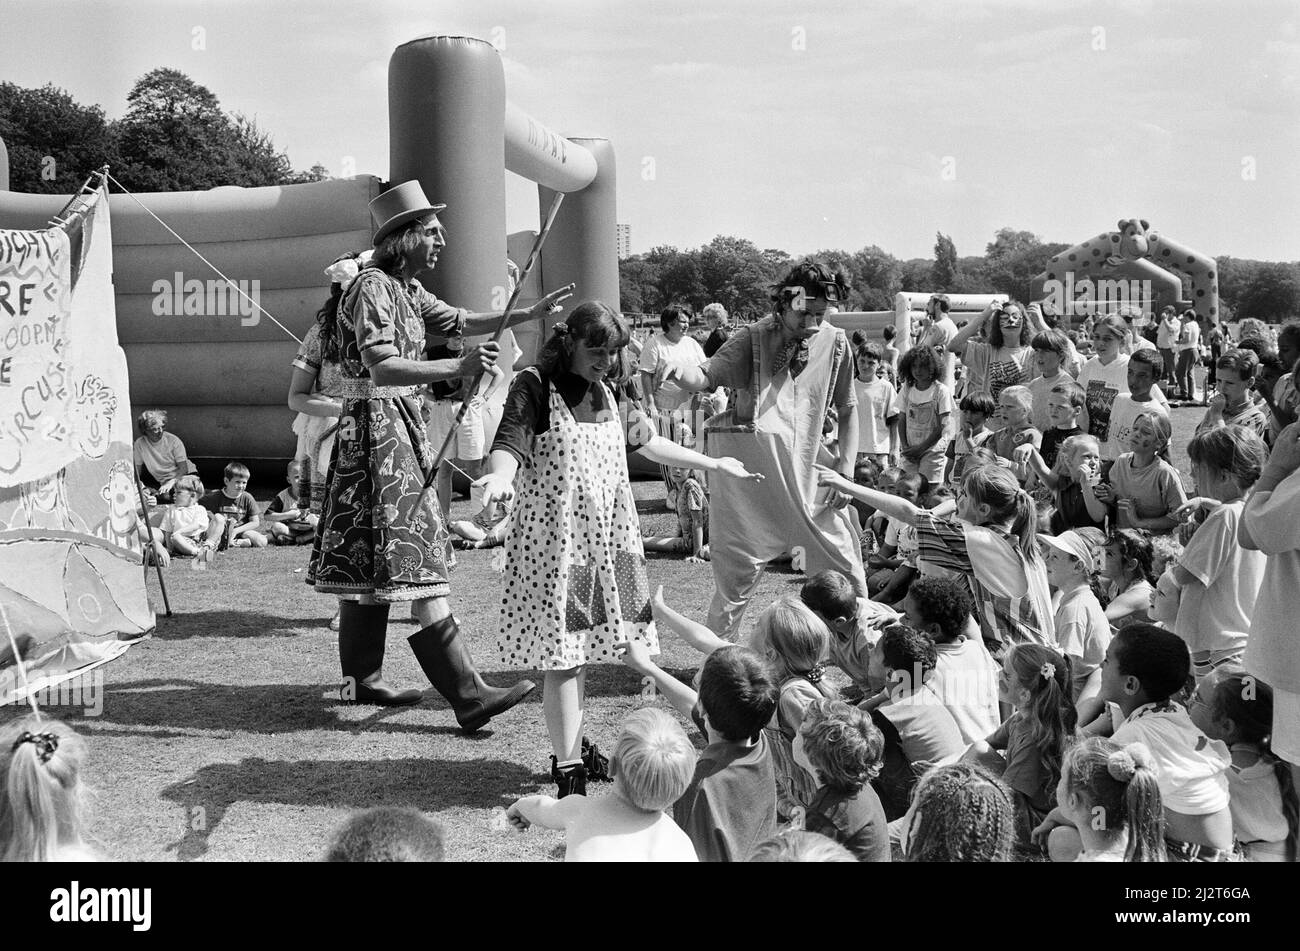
top-left (1031, 218), bottom-right (1215, 323)
top-left (0, 35), bottom-right (616, 469)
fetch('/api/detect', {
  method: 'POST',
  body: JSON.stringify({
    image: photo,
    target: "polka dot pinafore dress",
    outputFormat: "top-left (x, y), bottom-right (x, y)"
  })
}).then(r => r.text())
top-left (497, 369), bottom-right (657, 670)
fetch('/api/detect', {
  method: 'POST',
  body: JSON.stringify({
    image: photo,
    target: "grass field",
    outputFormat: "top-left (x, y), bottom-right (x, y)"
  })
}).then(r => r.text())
top-left (1, 408), bottom-right (1206, 862)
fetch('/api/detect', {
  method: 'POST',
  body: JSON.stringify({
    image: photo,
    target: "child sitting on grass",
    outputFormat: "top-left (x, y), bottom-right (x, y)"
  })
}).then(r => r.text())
top-left (867, 472), bottom-right (926, 603)
top-left (748, 829), bottom-right (856, 862)
top-left (1082, 625), bottom-right (1235, 862)
top-left (900, 576), bottom-right (1000, 744)
top-left (264, 460), bottom-right (318, 545)
top-left (619, 642), bottom-right (779, 862)
top-left (506, 707), bottom-right (699, 862)
top-left (324, 807), bottom-right (445, 862)
top-left (449, 486), bottom-right (513, 550)
top-left (800, 569), bottom-right (899, 700)
top-left (0, 715), bottom-right (98, 861)
top-left (1101, 529), bottom-right (1156, 630)
top-left (1096, 412), bottom-right (1187, 533)
top-left (966, 643), bottom-right (1077, 845)
top-left (1165, 425), bottom-right (1268, 679)
top-left (795, 698), bottom-right (891, 862)
top-left (861, 624), bottom-right (965, 820)
top-left (642, 466), bottom-right (710, 562)
top-left (1038, 738), bottom-right (1165, 862)
top-left (1038, 531), bottom-right (1110, 705)
top-left (1188, 667), bottom-right (1297, 862)
top-left (902, 763), bottom-right (1016, 862)
top-left (154, 476), bottom-right (225, 565)
top-left (200, 461), bottom-right (266, 549)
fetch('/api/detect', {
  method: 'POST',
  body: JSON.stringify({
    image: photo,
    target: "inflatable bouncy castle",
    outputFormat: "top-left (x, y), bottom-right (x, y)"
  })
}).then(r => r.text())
top-left (0, 35), bottom-right (617, 470)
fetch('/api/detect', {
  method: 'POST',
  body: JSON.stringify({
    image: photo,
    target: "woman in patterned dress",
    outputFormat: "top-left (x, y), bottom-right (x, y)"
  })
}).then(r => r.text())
top-left (307, 181), bottom-right (572, 732)
top-left (476, 302), bottom-right (762, 796)
top-left (949, 301), bottom-right (1045, 402)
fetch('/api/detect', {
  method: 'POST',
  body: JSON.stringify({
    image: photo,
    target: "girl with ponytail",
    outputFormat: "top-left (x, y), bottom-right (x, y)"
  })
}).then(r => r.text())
top-left (818, 460), bottom-right (1054, 653)
top-left (0, 715), bottom-right (97, 861)
top-left (967, 643), bottom-right (1077, 845)
top-left (1040, 737), bottom-right (1166, 861)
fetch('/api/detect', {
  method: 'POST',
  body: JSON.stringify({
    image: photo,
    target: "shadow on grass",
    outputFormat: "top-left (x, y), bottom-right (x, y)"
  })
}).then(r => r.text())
top-left (89, 678), bottom-right (545, 735)
top-left (159, 755), bottom-right (535, 860)
top-left (153, 610), bottom-right (325, 639)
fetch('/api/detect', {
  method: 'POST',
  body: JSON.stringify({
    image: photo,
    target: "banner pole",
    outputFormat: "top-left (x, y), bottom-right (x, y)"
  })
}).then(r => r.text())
top-left (415, 191), bottom-right (568, 511)
top-left (133, 473), bottom-right (173, 617)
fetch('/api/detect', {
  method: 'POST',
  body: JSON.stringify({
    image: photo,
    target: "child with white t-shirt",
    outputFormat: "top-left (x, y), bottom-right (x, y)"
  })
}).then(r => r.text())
top-left (1038, 530), bottom-right (1110, 707)
top-left (1166, 425), bottom-right (1269, 678)
top-left (1104, 349), bottom-right (1170, 464)
top-left (853, 342), bottom-right (898, 466)
top-left (1027, 329), bottom-right (1073, 433)
top-left (894, 345), bottom-right (954, 486)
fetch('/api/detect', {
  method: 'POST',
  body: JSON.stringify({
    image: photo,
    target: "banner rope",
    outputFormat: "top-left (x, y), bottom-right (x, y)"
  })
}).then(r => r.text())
top-left (0, 600), bottom-right (42, 722)
top-left (103, 170), bottom-right (300, 344)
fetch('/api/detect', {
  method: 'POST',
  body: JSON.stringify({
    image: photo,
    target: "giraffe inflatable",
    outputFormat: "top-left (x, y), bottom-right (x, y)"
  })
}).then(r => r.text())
top-left (1034, 218), bottom-right (1219, 322)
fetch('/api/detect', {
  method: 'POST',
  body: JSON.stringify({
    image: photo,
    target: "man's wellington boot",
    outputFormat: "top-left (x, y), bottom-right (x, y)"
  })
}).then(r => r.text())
top-left (407, 615), bottom-right (536, 732)
top-left (338, 601), bottom-right (423, 706)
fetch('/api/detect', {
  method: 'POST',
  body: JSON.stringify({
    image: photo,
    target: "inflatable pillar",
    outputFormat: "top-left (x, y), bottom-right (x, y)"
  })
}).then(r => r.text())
top-left (539, 138), bottom-right (619, 313)
top-left (0, 136), bottom-right (8, 191)
top-left (389, 35), bottom-right (506, 311)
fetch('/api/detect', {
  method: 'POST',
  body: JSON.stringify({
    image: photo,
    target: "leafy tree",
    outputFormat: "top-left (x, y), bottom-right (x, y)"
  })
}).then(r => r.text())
top-left (932, 232), bottom-right (960, 290)
top-left (0, 82), bottom-right (120, 192)
top-left (617, 255), bottom-right (660, 315)
top-left (1235, 262), bottom-right (1300, 323)
top-left (697, 235), bottom-right (772, 315)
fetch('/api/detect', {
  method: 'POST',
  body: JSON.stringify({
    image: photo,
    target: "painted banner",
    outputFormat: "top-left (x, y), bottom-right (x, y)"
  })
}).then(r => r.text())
top-left (0, 182), bottom-right (153, 704)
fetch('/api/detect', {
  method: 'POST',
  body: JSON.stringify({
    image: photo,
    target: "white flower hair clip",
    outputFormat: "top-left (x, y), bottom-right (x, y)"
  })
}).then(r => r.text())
top-left (1040, 662), bottom-right (1056, 682)
top-left (323, 251), bottom-right (373, 292)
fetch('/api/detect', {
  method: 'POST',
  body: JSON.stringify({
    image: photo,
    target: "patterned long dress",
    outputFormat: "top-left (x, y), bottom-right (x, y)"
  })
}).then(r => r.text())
top-left (306, 267), bottom-right (466, 602)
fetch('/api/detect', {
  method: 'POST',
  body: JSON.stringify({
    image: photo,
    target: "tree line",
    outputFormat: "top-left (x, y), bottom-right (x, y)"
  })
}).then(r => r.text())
top-left (3, 73), bottom-right (1296, 325)
top-left (622, 230), bottom-right (1300, 328)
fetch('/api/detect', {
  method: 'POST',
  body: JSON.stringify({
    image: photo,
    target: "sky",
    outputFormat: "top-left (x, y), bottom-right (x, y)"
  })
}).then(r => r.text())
top-left (2, 0), bottom-right (1298, 261)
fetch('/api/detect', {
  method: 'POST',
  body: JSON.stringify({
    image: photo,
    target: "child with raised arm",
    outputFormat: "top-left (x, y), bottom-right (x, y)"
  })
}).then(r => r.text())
top-left (1017, 434), bottom-right (1108, 535)
top-left (0, 716), bottom-right (99, 861)
top-left (819, 462), bottom-right (1055, 651)
top-left (948, 392), bottom-right (996, 485)
top-left (1038, 738), bottom-right (1166, 862)
top-left (619, 642), bottom-right (778, 862)
top-left (1188, 667), bottom-right (1297, 862)
top-left (1165, 425), bottom-right (1268, 679)
top-left (1097, 412), bottom-right (1187, 533)
top-left (506, 707), bottom-right (699, 862)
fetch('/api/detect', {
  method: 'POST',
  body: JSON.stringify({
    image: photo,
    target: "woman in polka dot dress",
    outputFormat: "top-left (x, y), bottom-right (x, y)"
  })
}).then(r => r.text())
top-left (477, 302), bottom-right (762, 797)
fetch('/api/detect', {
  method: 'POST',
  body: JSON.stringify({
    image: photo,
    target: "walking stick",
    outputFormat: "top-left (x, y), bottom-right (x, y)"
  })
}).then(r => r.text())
top-left (133, 472), bottom-right (173, 617)
top-left (415, 191), bottom-right (570, 510)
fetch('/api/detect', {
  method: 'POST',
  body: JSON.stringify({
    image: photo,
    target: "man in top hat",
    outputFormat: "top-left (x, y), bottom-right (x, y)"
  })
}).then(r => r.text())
top-left (307, 180), bottom-right (573, 731)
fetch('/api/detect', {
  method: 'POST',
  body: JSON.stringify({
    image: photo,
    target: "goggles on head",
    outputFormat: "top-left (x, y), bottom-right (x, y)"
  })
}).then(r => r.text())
top-left (784, 280), bottom-right (841, 305)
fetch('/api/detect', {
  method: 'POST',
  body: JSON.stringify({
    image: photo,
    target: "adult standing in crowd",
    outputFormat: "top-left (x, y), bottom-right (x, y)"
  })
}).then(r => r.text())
top-left (308, 181), bottom-right (571, 731)
top-left (948, 300), bottom-right (1043, 402)
top-left (659, 260), bottom-right (866, 636)
top-left (476, 302), bottom-right (761, 796)
top-left (1156, 305), bottom-right (1180, 387)
top-left (1174, 308), bottom-right (1202, 402)
top-left (639, 305), bottom-right (713, 505)
top-left (133, 410), bottom-right (197, 503)
top-left (700, 302), bottom-right (732, 358)
top-left (916, 294), bottom-right (959, 390)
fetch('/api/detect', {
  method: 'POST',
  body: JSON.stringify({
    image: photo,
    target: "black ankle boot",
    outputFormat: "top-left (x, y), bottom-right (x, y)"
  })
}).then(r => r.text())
top-left (551, 757), bottom-right (588, 798)
top-left (337, 602), bottom-right (423, 706)
top-left (408, 616), bottom-right (536, 733)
